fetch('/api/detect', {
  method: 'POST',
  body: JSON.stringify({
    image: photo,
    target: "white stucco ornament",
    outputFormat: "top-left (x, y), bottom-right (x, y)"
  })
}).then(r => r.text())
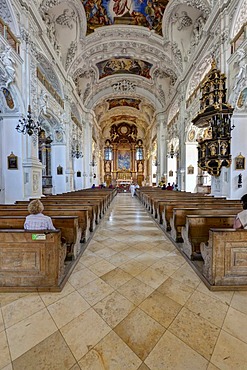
top-left (0, 45), bottom-right (16, 88)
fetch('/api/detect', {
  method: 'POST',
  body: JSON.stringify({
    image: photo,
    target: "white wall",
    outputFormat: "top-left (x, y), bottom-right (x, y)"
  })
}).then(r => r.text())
top-left (185, 142), bottom-right (198, 193)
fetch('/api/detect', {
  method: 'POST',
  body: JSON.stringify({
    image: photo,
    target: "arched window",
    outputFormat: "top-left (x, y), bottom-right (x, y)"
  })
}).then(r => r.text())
top-left (104, 140), bottom-right (112, 160)
top-left (135, 139), bottom-right (143, 160)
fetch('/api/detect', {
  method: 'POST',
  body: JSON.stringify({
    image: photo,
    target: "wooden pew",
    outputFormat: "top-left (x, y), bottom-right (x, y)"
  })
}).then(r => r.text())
top-left (161, 200), bottom-right (241, 230)
top-left (0, 215), bottom-right (81, 259)
top-left (181, 215), bottom-right (236, 260)
top-left (0, 207), bottom-right (90, 242)
top-left (200, 228), bottom-right (247, 288)
top-left (170, 206), bottom-right (242, 242)
top-left (11, 202), bottom-right (96, 232)
top-left (0, 229), bottom-right (67, 291)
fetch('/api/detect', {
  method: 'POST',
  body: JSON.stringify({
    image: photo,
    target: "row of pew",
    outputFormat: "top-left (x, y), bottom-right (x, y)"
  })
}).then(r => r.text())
top-left (136, 187), bottom-right (247, 289)
top-left (0, 188), bottom-right (117, 292)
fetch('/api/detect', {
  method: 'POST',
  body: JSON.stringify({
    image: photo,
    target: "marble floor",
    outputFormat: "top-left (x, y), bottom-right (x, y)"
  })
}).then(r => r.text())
top-left (1, 194), bottom-right (247, 370)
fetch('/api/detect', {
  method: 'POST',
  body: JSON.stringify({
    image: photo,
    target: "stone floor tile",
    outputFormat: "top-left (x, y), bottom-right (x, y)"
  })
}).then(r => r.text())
top-left (6, 308), bottom-right (57, 361)
top-left (145, 330), bottom-right (208, 370)
top-left (140, 290), bottom-right (182, 328)
top-left (69, 267), bottom-right (98, 290)
top-left (93, 291), bottom-right (135, 328)
top-left (94, 246), bottom-right (118, 258)
top-left (135, 266), bottom-right (169, 289)
top-left (117, 277), bottom-right (154, 305)
top-left (47, 291), bottom-right (90, 329)
top-left (12, 331), bottom-right (76, 370)
top-left (185, 290), bottom-right (229, 327)
top-left (196, 282), bottom-right (234, 305)
top-left (119, 259), bottom-right (148, 277)
top-left (79, 253), bottom-right (103, 267)
top-left (0, 293), bottom-right (30, 308)
top-left (105, 252), bottom-right (132, 266)
top-left (78, 331), bottom-right (141, 370)
top-left (170, 264), bottom-right (201, 289)
top-left (230, 291), bottom-right (247, 315)
top-left (0, 331), bottom-right (11, 369)
top-left (114, 307), bottom-right (165, 361)
top-left (134, 253), bottom-right (159, 267)
top-left (157, 277), bottom-right (194, 305)
top-left (88, 260), bottom-right (116, 277)
top-left (1, 363), bottom-right (13, 370)
top-left (222, 306), bottom-right (247, 344)
top-left (211, 330), bottom-right (247, 369)
top-left (2, 295), bottom-right (45, 329)
top-left (100, 268), bottom-right (133, 289)
top-left (0, 309), bottom-right (4, 333)
top-left (78, 278), bottom-right (114, 306)
top-left (60, 308), bottom-right (111, 361)
top-left (137, 364), bottom-right (151, 370)
top-left (39, 282), bottom-right (75, 306)
top-left (169, 307), bottom-right (220, 360)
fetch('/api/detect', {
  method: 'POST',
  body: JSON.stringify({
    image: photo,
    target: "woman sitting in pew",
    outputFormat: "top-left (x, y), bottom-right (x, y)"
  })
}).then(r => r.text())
top-left (24, 199), bottom-right (56, 230)
top-left (234, 194), bottom-right (247, 229)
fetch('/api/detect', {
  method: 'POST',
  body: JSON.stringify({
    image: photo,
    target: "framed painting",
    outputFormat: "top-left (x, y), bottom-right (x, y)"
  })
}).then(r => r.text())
top-left (235, 153), bottom-right (245, 170)
top-left (8, 152), bottom-right (18, 170)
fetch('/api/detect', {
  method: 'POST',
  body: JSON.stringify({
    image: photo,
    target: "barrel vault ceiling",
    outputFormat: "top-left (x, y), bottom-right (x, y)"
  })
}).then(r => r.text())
top-left (38, 0), bottom-right (212, 140)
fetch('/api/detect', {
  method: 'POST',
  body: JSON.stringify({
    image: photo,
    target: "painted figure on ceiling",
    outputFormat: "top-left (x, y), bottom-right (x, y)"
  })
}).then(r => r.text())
top-left (113, 0), bottom-right (132, 16)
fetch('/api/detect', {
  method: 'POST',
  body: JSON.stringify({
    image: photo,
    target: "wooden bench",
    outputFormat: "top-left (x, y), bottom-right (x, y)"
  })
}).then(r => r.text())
top-left (170, 206), bottom-right (242, 242)
top-left (181, 215), bottom-right (236, 260)
top-left (0, 215), bottom-right (81, 259)
top-left (0, 207), bottom-right (90, 242)
top-left (161, 200), bottom-right (241, 230)
top-left (200, 228), bottom-right (247, 288)
top-left (0, 229), bottom-right (67, 291)
top-left (12, 202), bottom-right (96, 233)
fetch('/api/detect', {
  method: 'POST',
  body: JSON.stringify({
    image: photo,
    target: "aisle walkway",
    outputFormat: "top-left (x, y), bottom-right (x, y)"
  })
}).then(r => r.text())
top-left (1, 194), bottom-right (247, 369)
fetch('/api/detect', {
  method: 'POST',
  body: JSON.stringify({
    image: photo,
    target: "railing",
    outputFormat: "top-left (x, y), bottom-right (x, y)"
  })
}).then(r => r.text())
top-left (0, 17), bottom-right (20, 54)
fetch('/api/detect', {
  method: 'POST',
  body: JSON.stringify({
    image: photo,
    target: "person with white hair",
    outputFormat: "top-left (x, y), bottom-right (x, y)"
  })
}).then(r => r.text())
top-left (24, 199), bottom-right (56, 230)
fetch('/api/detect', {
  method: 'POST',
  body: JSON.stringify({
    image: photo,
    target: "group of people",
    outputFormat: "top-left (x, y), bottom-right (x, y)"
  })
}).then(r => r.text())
top-left (23, 194), bottom-right (247, 232)
top-left (161, 182), bottom-right (178, 191)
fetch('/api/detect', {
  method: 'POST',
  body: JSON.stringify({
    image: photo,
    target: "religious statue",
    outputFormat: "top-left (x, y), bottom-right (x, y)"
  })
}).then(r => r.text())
top-left (233, 49), bottom-right (247, 91)
top-left (0, 45), bottom-right (16, 88)
top-left (39, 90), bottom-right (49, 116)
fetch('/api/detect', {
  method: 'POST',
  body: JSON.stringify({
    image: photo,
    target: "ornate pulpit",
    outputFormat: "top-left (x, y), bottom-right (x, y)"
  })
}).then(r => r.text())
top-left (192, 60), bottom-right (234, 176)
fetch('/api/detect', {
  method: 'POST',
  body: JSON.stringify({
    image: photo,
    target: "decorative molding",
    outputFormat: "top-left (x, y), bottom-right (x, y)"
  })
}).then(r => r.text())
top-left (0, 45), bottom-right (16, 88)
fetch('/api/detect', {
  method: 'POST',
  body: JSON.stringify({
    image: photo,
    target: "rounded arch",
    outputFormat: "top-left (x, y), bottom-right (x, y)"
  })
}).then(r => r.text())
top-left (162, 0), bottom-right (211, 41)
top-left (186, 53), bottom-right (212, 100)
top-left (0, 0), bottom-right (21, 36)
top-left (230, 0), bottom-right (247, 40)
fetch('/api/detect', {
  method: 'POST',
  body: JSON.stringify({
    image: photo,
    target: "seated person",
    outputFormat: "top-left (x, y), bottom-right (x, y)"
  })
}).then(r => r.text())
top-left (166, 182), bottom-right (173, 190)
top-left (24, 199), bottom-right (56, 230)
top-left (234, 194), bottom-right (247, 229)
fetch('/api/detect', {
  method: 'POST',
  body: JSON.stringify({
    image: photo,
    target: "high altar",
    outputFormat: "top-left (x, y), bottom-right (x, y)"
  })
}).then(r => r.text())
top-left (103, 122), bottom-right (144, 187)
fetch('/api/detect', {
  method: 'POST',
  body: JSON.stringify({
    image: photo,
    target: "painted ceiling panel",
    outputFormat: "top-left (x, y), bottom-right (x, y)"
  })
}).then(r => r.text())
top-left (107, 97), bottom-right (141, 109)
top-left (96, 57), bottom-right (152, 79)
top-left (82, 0), bottom-right (170, 35)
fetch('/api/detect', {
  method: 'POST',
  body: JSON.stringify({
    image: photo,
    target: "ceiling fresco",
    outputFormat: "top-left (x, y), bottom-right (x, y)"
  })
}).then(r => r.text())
top-left (108, 97), bottom-right (141, 109)
top-left (96, 57), bottom-right (152, 79)
top-left (82, 0), bottom-right (170, 35)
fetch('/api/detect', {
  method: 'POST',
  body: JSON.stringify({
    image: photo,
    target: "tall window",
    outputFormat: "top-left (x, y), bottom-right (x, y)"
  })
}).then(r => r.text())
top-left (104, 146), bottom-right (112, 160)
top-left (136, 147), bottom-right (143, 160)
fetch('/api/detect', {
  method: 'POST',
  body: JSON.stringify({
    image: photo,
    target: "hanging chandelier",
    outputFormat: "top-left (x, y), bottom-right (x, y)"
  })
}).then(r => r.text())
top-left (16, 105), bottom-right (41, 136)
top-left (72, 143), bottom-right (83, 159)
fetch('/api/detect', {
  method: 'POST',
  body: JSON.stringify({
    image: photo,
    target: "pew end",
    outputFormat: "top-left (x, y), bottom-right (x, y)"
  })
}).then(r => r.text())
top-left (200, 228), bottom-right (247, 288)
